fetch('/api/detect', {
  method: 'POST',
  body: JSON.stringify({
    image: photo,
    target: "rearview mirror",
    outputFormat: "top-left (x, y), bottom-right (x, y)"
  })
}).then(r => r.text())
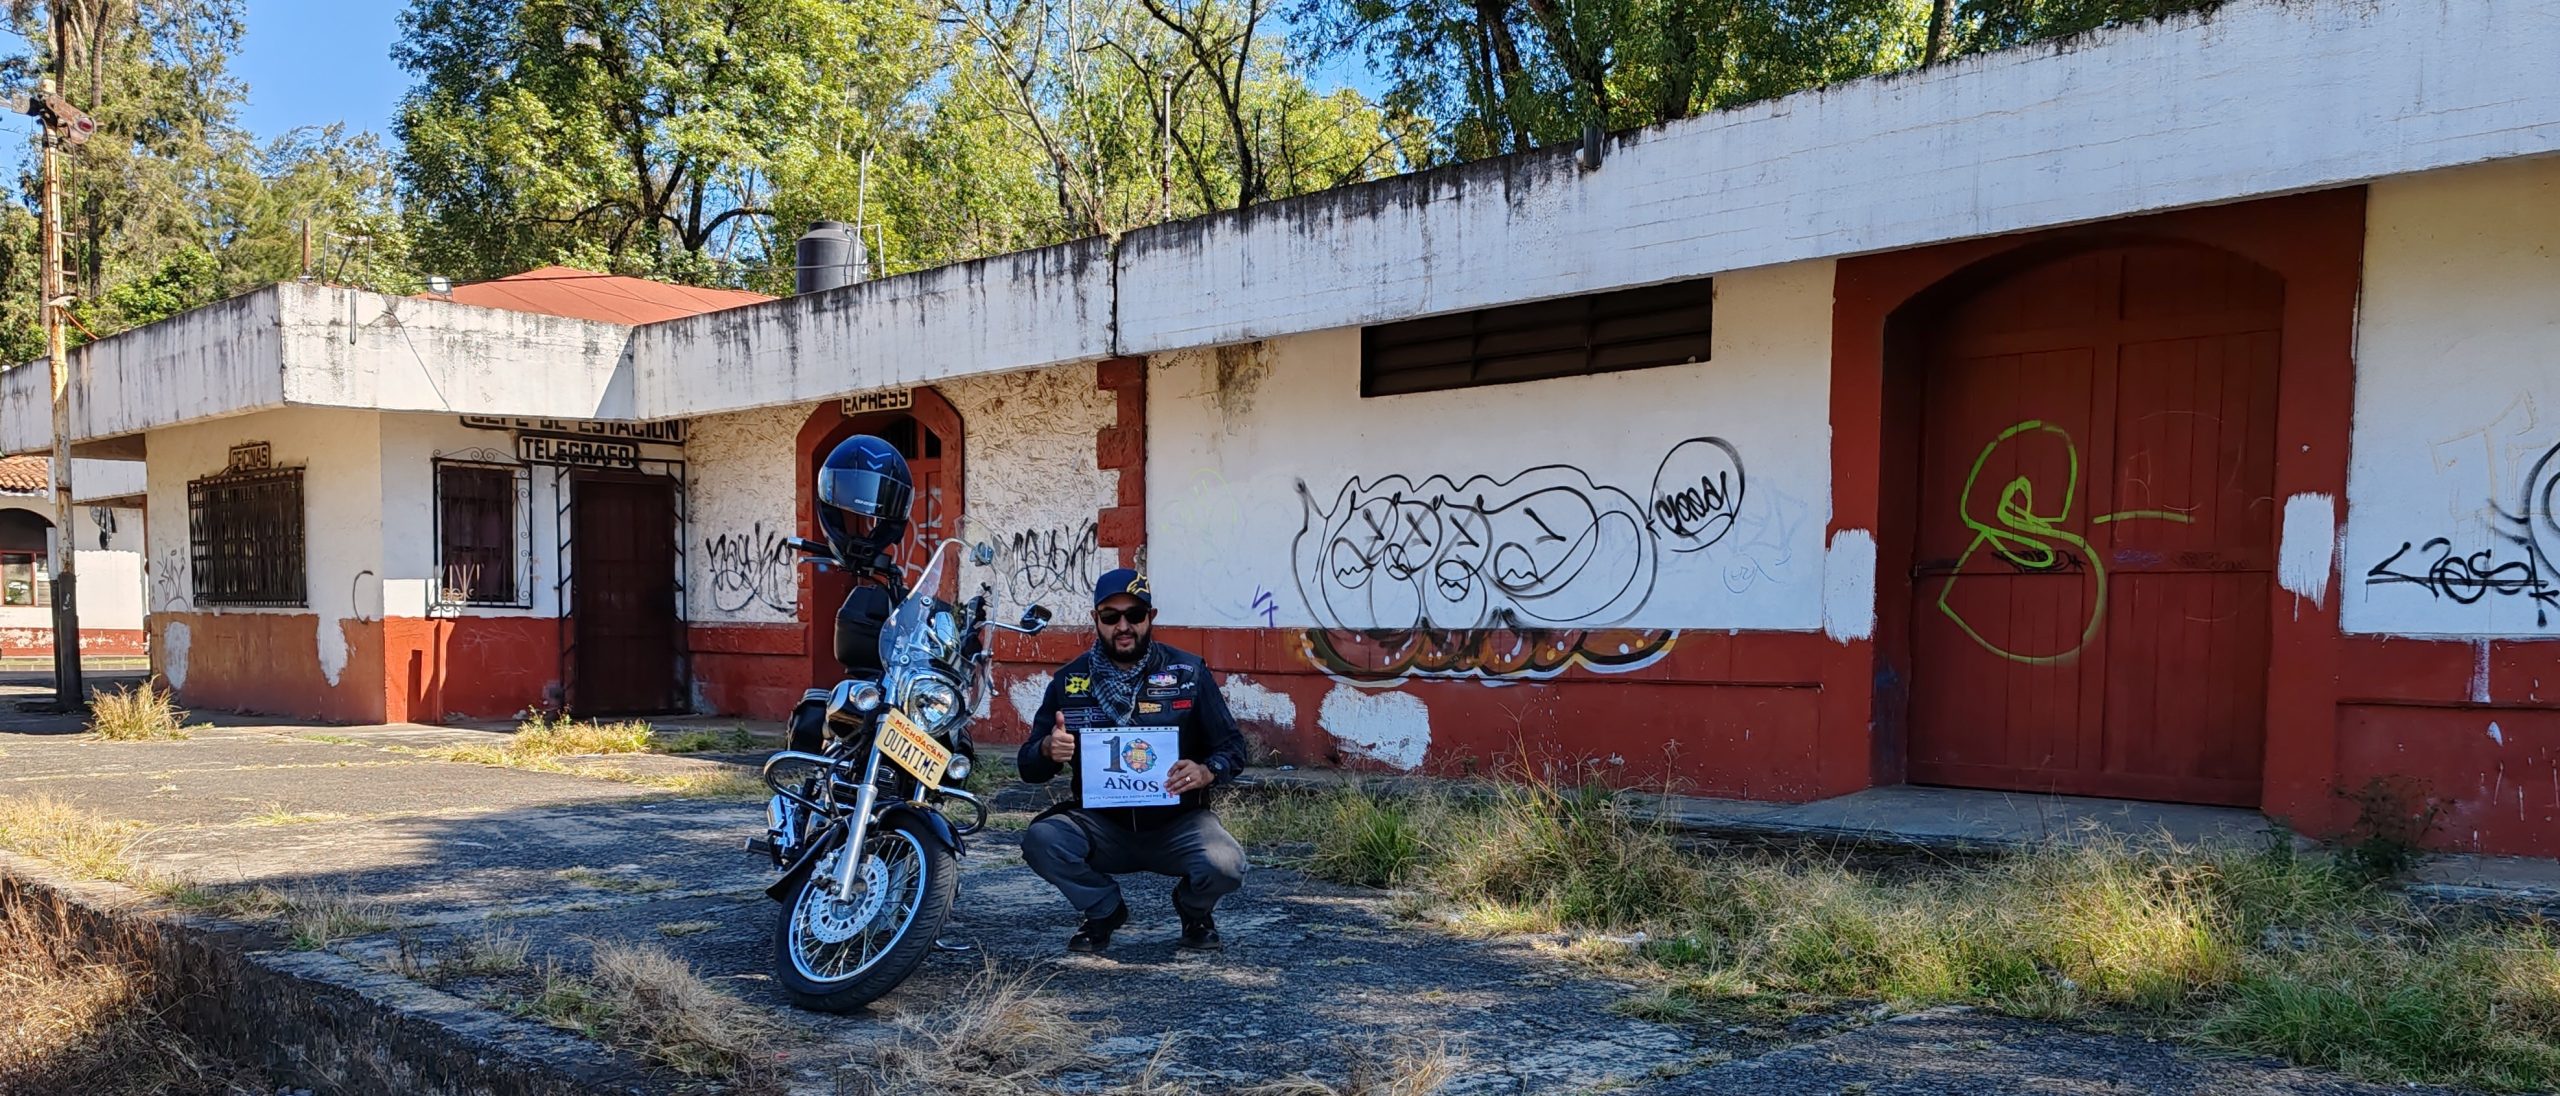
top-left (1019, 605), bottom-right (1053, 634)
top-left (970, 541), bottom-right (996, 566)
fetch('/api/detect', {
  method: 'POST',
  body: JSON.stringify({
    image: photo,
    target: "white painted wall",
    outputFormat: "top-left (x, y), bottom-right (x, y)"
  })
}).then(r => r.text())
top-left (618, 1), bottom-right (2560, 421)
top-left (1146, 261), bottom-right (1834, 631)
top-left (0, 496), bottom-right (143, 633)
top-left (632, 239), bottom-right (1114, 421)
top-left (683, 365), bottom-right (1122, 626)
top-left (685, 403), bottom-right (803, 625)
top-left (2343, 157), bottom-right (2560, 638)
top-left (143, 407), bottom-right (386, 684)
top-left (1114, 1), bottom-right (2560, 353)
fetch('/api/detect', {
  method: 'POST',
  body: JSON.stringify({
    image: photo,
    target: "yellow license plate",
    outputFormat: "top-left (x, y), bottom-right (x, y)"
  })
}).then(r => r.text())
top-left (878, 708), bottom-right (952, 789)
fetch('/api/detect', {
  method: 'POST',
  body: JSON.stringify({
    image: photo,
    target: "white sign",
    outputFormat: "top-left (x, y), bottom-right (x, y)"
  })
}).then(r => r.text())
top-left (1079, 726), bottom-right (1182, 809)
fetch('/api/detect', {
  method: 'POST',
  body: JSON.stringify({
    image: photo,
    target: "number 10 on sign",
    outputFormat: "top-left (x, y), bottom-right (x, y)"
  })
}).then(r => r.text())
top-left (1079, 726), bottom-right (1182, 809)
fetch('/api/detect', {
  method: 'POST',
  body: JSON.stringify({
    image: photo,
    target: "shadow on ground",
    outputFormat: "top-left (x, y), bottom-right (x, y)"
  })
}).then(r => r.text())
top-left (0, 701), bottom-right (2482, 1095)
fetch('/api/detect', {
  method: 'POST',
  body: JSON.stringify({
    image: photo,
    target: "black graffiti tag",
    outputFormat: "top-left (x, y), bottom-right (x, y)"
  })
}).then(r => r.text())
top-left (2365, 439), bottom-right (2560, 628)
top-left (705, 522), bottom-right (796, 615)
top-left (1647, 437), bottom-right (1746, 553)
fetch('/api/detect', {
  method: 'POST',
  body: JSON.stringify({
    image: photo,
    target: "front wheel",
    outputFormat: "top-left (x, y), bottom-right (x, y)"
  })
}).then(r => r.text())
top-left (772, 816), bottom-right (956, 1012)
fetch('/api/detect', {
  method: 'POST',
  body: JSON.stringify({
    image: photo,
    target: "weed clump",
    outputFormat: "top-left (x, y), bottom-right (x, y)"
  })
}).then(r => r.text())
top-left (516, 941), bottom-right (774, 1079)
top-left (86, 680), bottom-right (191, 741)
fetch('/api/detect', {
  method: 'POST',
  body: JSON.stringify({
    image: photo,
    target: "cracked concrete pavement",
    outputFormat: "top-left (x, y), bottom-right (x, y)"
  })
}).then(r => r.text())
top-left (0, 689), bottom-right (2482, 1094)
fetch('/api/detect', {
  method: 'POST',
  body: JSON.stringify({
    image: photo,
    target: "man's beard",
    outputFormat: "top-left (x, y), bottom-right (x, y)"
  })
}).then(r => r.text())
top-left (1106, 631), bottom-right (1150, 663)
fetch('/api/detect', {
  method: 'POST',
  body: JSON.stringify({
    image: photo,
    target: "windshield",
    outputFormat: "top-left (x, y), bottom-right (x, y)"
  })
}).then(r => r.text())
top-left (881, 539), bottom-right (961, 691)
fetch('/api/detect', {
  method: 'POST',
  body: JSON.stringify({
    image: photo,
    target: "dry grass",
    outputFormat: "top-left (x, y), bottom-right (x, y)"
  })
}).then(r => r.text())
top-left (558, 866), bottom-right (677, 894)
top-left (190, 884), bottom-right (395, 950)
top-left (850, 964), bottom-right (1459, 1095)
top-left (1221, 771), bottom-right (2560, 1093)
top-left (441, 928), bottom-right (533, 979)
top-left (0, 795), bottom-right (146, 882)
top-left (656, 920), bottom-right (718, 938)
top-left (0, 891), bottom-right (270, 1095)
top-left (515, 941), bottom-right (776, 1079)
top-left (85, 680), bottom-right (192, 741)
top-left (396, 715), bottom-right (766, 798)
top-left (242, 802), bottom-right (350, 826)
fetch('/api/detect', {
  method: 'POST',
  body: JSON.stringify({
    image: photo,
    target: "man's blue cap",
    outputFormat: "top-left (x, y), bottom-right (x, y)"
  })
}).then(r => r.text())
top-left (1094, 568), bottom-right (1153, 608)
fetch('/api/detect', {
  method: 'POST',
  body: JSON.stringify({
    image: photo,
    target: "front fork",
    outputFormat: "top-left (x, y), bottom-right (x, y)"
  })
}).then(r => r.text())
top-left (831, 744), bottom-right (887, 902)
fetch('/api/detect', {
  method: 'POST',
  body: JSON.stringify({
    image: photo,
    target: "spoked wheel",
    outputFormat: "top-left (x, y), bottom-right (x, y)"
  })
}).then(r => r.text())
top-left (773, 816), bottom-right (956, 1012)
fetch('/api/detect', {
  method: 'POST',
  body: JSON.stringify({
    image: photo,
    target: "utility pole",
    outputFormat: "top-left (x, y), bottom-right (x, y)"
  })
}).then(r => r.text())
top-left (22, 76), bottom-right (96, 711)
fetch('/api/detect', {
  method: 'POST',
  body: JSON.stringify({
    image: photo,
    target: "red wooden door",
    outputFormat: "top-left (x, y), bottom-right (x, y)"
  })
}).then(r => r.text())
top-left (572, 475), bottom-right (681, 715)
top-left (808, 416), bottom-right (955, 677)
top-left (1907, 245), bottom-right (2282, 806)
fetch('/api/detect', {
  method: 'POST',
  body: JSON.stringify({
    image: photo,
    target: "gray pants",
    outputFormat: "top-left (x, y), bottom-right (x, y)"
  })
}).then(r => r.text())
top-left (1020, 808), bottom-right (1247, 920)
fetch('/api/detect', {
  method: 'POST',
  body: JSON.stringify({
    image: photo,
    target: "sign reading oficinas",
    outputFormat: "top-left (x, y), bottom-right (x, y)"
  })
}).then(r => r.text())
top-left (517, 434), bottom-right (640, 470)
top-left (226, 442), bottom-right (273, 473)
top-left (842, 389), bottom-right (913, 416)
top-left (461, 416), bottom-right (685, 445)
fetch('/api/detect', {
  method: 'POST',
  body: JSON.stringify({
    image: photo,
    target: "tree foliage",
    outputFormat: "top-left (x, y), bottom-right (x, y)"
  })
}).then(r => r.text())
top-left (0, 0), bottom-right (407, 362)
top-left (1304, 0), bottom-right (2221, 159)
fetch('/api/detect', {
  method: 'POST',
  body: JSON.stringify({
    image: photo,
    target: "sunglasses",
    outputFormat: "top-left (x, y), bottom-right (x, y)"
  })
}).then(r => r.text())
top-left (1093, 607), bottom-right (1155, 626)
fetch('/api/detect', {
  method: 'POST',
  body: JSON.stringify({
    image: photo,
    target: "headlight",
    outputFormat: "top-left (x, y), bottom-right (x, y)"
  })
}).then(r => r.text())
top-left (902, 674), bottom-right (963, 733)
top-left (826, 679), bottom-right (884, 722)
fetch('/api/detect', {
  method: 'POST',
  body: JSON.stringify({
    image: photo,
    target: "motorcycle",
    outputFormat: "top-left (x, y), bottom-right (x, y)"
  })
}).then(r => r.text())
top-left (747, 535), bottom-right (1052, 1012)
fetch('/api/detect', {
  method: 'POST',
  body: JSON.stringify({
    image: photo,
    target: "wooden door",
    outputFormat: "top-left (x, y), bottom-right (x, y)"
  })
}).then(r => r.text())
top-left (809, 416), bottom-right (955, 677)
top-left (572, 475), bottom-right (680, 715)
top-left (1907, 244), bottom-right (2282, 806)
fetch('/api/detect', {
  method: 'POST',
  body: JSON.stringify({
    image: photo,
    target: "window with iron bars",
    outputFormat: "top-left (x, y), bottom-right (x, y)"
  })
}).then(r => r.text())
top-left (436, 461), bottom-right (523, 606)
top-left (188, 468), bottom-right (306, 607)
top-left (1360, 276), bottom-right (1714, 397)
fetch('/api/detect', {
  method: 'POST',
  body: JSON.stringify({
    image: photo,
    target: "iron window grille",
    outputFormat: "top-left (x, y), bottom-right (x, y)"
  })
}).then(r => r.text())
top-left (188, 467), bottom-right (307, 607)
top-left (434, 460), bottom-right (528, 607)
top-left (1360, 277), bottom-right (1714, 397)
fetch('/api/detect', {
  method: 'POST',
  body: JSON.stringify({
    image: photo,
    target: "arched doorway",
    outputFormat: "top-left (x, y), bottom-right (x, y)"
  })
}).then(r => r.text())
top-left (1898, 242), bottom-right (2283, 806)
top-left (795, 391), bottom-right (966, 687)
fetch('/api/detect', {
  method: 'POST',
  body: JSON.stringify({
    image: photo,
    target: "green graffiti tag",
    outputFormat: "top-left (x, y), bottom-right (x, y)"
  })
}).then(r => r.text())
top-left (1938, 420), bottom-right (2193, 665)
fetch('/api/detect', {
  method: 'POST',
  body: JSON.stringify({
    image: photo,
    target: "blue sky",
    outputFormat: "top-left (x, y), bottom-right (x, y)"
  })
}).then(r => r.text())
top-left (235, 1), bottom-right (412, 141)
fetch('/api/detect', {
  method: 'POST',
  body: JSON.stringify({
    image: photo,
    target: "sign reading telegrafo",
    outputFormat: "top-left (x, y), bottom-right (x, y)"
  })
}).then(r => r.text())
top-left (516, 434), bottom-right (640, 470)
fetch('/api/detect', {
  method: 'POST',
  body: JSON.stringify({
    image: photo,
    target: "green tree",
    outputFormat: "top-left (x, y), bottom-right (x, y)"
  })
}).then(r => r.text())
top-left (393, 0), bottom-right (942, 287)
top-left (0, 1), bottom-right (411, 359)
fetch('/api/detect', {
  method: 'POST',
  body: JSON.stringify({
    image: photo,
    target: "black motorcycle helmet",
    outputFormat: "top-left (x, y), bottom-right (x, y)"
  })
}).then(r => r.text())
top-left (815, 434), bottom-right (913, 567)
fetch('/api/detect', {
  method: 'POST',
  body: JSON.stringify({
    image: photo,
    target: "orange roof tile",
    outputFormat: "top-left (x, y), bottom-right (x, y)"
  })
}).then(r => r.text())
top-left (0, 456), bottom-right (48, 494)
top-left (433, 266), bottom-right (773, 325)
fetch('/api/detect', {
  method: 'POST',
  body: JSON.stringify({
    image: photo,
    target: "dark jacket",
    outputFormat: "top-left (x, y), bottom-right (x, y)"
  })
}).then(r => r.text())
top-left (1018, 644), bottom-right (1247, 831)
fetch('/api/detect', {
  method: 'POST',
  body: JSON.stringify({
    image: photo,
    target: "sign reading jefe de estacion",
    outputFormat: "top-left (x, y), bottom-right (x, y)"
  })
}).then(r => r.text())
top-left (461, 416), bottom-right (686, 445)
top-left (517, 434), bottom-right (640, 470)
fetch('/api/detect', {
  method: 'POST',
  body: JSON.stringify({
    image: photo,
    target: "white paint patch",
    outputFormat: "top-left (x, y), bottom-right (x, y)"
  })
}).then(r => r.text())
top-left (1008, 671), bottom-right (1055, 728)
top-left (1822, 529), bottom-right (1877, 643)
top-left (2276, 493), bottom-right (2336, 607)
top-left (2473, 639), bottom-right (2493, 704)
top-left (316, 616), bottom-right (348, 687)
top-left (162, 621), bottom-right (191, 690)
top-left (1221, 675), bottom-right (1299, 728)
top-left (1318, 684), bottom-right (1430, 771)
top-left (2489, 722), bottom-right (2506, 746)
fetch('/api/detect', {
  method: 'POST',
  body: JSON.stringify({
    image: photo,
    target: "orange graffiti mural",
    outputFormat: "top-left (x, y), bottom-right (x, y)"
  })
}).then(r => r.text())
top-left (1300, 628), bottom-right (1675, 682)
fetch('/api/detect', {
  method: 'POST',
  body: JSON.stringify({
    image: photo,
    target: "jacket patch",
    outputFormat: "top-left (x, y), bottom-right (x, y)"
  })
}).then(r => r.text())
top-left (1146, 671), bottom-right (1181, 688)
top-left (1138, 701), bottom-right (1164, 714)
top-left (1065, 675), bottom-right (1091, 696)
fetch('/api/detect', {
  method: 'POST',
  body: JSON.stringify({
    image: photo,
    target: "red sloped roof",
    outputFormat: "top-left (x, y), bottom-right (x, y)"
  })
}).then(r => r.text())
top-left (0, 456), bottom-right (48, 494)
top-left (436, 266), bottom-right (773, 325)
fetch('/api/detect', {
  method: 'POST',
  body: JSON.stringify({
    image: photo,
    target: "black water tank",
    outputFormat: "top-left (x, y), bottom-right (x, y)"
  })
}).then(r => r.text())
top-left (794, 220), bottom-right (866, 295)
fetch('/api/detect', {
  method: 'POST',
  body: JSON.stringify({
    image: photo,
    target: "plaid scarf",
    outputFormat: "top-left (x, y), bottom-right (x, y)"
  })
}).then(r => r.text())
top-left (1085, 638), bottom-right (1165, 724)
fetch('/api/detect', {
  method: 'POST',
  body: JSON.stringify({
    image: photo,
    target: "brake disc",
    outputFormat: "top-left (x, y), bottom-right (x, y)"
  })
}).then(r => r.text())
top-left (801, 849), bottom-right (893, 945)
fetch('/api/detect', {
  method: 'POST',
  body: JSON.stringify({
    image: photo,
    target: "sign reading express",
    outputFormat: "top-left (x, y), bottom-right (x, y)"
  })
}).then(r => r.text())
top-left (517, 434), bottom-right (640, 470)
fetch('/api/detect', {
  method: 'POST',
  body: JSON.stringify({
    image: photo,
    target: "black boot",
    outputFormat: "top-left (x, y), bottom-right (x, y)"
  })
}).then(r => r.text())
top-left (1067, 901), bottom-right (1128, 953)
top-left (1173, 881), bottom-right (1224, 950)
top-left (1177, 908), bottom-right (1222, 950)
